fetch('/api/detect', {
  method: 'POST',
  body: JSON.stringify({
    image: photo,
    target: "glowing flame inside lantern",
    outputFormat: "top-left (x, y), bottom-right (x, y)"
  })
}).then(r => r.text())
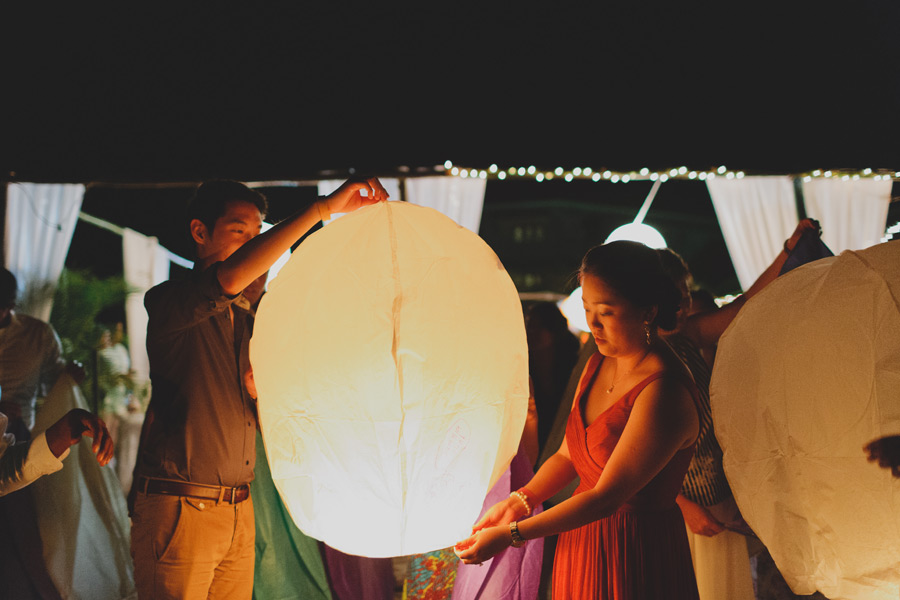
top-left (250, 201), bottom-right (529, 557)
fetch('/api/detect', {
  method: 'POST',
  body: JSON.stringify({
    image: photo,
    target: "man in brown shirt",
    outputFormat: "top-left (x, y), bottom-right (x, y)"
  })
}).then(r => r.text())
top-left (130, 178), bottom-right (387, 599)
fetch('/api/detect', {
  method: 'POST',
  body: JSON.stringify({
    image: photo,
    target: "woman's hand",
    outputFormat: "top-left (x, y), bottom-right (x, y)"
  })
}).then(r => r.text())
top-left (323, 177), bottom-right (389, 215)
top-left (455, 524), bottom-right (513, 565)
top-left (471, 495), bottom-right (527, 533)
top-left (676, 495), bottom-right (725, 537)
top-left (785, 218), bottom-right (821, 253)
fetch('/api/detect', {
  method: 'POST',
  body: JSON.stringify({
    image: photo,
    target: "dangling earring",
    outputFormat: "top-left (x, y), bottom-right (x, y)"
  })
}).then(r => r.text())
top-left (644, 322), bottom-right (651, 346)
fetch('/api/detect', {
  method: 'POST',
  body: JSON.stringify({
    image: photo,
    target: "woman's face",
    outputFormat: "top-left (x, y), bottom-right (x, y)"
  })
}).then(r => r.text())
top-left (581, 273), bottom-right (652, 357)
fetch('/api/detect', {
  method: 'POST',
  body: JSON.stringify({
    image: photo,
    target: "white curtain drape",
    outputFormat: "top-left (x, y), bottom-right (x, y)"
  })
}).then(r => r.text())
top-left (801, 178), bottom-right (892, 253)
top-left (707, 177), bottom-right (799, 291)
top-left (404, 176), bottom-right (487, 234)
top-left (122, 228), bottom-right (171, 385)
top-left (4, 183), bottom-right (84, 320)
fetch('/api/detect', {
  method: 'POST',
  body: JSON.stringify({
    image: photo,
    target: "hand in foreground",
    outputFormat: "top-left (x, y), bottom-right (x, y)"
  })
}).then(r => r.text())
top-left (864, 435), bottom-right (900, 477)
top-left (471, 495), bottom-right (527, 534)
top-left (324, 177), bottom-right (389, 214)
top-left (455, 524), bottom-right (512, 565)
top-left (785, 218), bottom-right (821, 253)
top-left (45, 408), bottom-right (114, 466)
top-left (677, 496), bottom-right (725, 537)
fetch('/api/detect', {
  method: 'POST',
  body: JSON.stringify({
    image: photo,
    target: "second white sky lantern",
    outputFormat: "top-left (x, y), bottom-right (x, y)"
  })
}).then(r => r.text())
top-left (250, 200), bottom-right (529, 558)
top-left (711, 241), bottom-right (900, 599)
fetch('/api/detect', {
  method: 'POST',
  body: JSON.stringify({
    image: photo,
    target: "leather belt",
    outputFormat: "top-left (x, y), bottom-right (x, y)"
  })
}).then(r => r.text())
top-left (139, 476), bottom-right (250, 504)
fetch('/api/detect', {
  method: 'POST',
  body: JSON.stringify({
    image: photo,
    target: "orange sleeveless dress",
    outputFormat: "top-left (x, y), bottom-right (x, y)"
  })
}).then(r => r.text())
top-left (551, 353), bottom-right (701, 600)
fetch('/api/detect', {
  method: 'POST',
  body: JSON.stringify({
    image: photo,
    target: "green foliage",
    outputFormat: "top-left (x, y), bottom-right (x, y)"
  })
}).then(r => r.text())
top-left (49, 268), bottom-right (133, 407)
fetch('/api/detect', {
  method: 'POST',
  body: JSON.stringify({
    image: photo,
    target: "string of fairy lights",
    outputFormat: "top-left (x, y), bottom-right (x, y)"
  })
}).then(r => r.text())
top-left (441, 161), bottom-right (900, 242)
top-left (442, 160), bottom-right (900, 183)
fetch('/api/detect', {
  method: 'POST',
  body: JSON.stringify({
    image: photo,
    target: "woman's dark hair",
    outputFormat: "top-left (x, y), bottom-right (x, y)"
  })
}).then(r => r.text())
top-left (656, 248), bottom-right (693, 294)
top-left (187, 180), bottom-right (269, 235)
top-left (579, 241), bottom-right (682, 331)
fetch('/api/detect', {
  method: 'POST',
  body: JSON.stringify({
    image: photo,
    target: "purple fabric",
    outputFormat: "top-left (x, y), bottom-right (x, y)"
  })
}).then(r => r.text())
top-left (321, 544), bottom-right (394, 600)
top-left (451, 446), bottom-right (543, 600)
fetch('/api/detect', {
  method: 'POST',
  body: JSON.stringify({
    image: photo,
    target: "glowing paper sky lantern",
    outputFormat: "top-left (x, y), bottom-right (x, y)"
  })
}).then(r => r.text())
top-left (250, 201), bottom-right (529, 558)
top-left (711, 241), bottom-right (900, 600)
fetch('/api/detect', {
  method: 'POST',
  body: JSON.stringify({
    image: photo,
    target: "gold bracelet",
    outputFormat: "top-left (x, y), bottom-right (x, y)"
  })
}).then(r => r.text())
top-left (509, 521), bottom-right (526, 548)
top-left (510, 490), bottom-right (532, 516)
top-left (316, 199), bottom-right (331, 222)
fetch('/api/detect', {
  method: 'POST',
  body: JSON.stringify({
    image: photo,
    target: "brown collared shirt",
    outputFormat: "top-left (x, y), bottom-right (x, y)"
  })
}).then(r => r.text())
top-left (133, 263), bottom-right (257, 488)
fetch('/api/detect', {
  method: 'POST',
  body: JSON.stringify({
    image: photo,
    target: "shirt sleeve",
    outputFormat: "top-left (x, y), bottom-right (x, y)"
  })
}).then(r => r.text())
top-left (145, 262), bottom-right (242, 336)
top-left (0, 432), bottom-right (67, 497)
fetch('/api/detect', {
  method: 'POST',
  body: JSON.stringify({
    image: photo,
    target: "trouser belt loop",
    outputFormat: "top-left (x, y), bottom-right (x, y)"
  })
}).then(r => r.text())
top-left (142, 476), bottom-right (150, 495)
top-left (217, 485), bottom-right (226, 505)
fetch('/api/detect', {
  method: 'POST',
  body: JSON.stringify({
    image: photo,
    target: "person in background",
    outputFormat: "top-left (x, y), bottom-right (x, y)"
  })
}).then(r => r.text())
top-left (96, 321), bottom-right (146, 492)
top-left (686, 290), bottom-right (717, 369)
top-left (0, 267), bottom-right (95, 599)
top-left (96, 324), bottom-right (135, 447)
top-left (658, 218), bottom-right (819, 600)
top-left (524, 302), bottom-right (579, 458)
top-left (129, 178), bottom-right (387, 599)
top-left (0, 268), bottom-right (84, 440)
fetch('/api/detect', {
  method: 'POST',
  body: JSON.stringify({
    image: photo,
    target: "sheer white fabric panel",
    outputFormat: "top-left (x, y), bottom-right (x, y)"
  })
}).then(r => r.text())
top-left (707, 177), bottom-right (798, 291)
top-left (801, 178), bottom-right (892, 253)
top-left (4, 183), bottom-right (84, 320)
top-left (404, 176), bottom-right (487, 234)
top-left (122, 228), bottom-right (171, 385)
top-left (32, 375), bottom-right (136, 598)
top-left (317, 179), bottom-right (403, 224)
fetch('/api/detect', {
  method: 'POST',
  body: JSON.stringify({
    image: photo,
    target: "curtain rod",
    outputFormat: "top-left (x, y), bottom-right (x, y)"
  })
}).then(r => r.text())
top-left (78, 211), bottom-right (193, 269)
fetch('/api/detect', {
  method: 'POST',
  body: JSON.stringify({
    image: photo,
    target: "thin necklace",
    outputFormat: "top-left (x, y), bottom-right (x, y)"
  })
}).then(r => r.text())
top-left (606, 350), bottom-right (651, 394)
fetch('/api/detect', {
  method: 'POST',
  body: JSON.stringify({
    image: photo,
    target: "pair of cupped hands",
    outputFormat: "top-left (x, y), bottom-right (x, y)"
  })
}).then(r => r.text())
top-left (454, 495), bottom-right (525, 566)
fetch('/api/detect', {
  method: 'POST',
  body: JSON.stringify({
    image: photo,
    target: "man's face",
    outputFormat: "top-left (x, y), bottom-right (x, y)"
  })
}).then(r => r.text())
top-left (198, 200), bottom-right (263, 263)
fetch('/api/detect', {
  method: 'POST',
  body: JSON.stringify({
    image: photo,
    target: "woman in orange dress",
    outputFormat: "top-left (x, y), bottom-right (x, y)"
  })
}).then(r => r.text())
top-left (457, 241), bottom-right (701, 599)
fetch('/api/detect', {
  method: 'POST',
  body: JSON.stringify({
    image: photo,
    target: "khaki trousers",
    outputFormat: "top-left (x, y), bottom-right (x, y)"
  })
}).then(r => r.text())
top-left (131, 491), bottom-right (255, 599)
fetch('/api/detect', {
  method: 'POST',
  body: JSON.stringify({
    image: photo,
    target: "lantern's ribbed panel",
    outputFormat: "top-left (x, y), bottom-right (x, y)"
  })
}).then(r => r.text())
top-left (251, 202), bottom-right (529, 557)
top-left (711, 242), bottom-right (900, 599)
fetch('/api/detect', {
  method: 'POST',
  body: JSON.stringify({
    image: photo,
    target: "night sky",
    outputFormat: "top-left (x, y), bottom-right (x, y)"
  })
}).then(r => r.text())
top-left (4, 2), bottom-right (900, 181)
